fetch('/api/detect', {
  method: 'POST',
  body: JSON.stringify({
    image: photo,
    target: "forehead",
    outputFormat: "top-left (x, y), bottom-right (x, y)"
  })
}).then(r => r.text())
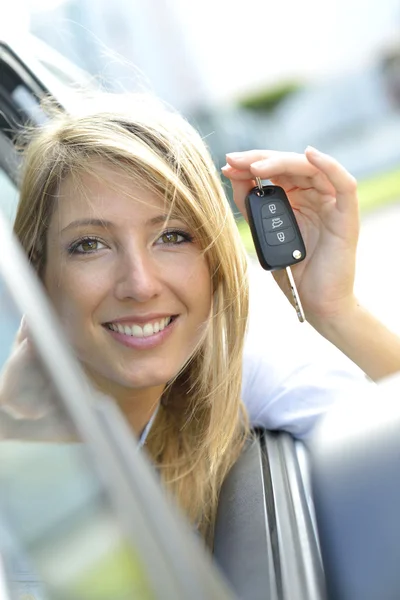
top-left (54, 162), bottom-right (167, 227)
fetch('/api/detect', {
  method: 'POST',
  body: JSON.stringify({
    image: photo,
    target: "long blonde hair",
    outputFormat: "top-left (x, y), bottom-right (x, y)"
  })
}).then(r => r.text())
top-left (13, 92), bottom-right (250, 539)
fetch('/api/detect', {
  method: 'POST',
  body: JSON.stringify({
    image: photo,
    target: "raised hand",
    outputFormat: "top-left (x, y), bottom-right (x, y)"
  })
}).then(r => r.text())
top-left (0, 319), bottom-right (74, 441)
top-left (222, 147), bottom-right (360, 326)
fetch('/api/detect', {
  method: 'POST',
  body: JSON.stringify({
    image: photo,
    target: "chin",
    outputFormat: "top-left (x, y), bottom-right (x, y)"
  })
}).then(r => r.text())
top-left (117, 365), bottom-right (179, 389)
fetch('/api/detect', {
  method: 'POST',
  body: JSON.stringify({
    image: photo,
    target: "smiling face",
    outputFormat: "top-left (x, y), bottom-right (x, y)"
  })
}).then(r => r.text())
top-left (43, 161), bottom-right (212, 406)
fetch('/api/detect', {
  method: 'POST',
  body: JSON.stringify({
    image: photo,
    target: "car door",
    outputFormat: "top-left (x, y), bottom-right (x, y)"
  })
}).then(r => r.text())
top-left (0, 34), bottom-right (94, 219)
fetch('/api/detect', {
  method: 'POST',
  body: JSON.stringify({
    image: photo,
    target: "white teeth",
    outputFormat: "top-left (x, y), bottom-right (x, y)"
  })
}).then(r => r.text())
top-left (143, 323), bottom-right (154, 337)
top-left (108, 317), bottom-right (173, 338)
top-left (132, 325), bottom-right (143, 338)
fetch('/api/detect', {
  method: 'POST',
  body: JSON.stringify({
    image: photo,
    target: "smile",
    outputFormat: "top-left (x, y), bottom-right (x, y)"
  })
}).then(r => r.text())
top-left (106, 316), bottom-right (174, 338)
top-left (103, 315), bottom-right (178, 350)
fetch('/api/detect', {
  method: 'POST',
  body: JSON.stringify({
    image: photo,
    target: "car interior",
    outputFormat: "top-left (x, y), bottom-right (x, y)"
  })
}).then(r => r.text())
top-left (2, 35), bottom-right (399, 600)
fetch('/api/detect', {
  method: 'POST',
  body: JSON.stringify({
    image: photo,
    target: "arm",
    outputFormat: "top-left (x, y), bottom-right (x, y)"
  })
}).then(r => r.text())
top-left (313, 300), bottom-right (400, 382)
top-left (223, 146), bottom-right (400, 383)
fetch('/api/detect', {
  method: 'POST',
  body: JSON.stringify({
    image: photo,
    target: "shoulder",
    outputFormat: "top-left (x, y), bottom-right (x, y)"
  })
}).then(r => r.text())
top-left (242, 260), bottom-right (374, 439)
top-left (241, 334), bottom-right (373, 440)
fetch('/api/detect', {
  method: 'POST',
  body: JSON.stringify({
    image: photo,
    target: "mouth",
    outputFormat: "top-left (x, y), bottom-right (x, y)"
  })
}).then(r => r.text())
top-left (104, 315), bottom-right (177, 338)
top-left (102, 315), bottom-right (179, 350)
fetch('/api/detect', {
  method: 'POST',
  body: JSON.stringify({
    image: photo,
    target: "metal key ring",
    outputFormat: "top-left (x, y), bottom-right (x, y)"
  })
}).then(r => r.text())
top-left (255, 176), bottom-right (264, 196)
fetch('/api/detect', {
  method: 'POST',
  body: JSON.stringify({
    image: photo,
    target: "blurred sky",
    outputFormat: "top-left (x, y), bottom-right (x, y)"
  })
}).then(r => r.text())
top-left (2, 0), bottom-right (400, 103)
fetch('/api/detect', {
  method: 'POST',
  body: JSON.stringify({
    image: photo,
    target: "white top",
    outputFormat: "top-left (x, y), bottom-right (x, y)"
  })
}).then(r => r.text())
top-left (241, 346), bottom-right (372, 440)
top-left (242, 261), bottom-right (374, 440)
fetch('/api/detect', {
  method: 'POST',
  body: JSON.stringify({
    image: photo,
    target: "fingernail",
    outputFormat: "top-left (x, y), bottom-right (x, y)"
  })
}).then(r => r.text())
top-left (20, 315), bottom-right (28, 337)
top-left (226, 152), bottom-right (242, 159)
top-left (251, 159), bottom-right (268, 169)
top-left (221, 164), bottom-right (229, 170)
top-left (305, 145), bottom-right (322, 155)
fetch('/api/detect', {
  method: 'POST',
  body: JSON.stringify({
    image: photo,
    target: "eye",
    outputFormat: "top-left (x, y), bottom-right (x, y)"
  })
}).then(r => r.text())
top-left (68, 237), bottom-right (107, 255)
top-left (155, 229), bottom-right (193, 245)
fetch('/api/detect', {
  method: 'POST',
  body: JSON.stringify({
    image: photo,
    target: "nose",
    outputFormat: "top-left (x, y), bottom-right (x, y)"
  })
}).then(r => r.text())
top-left (114, 248), bottom-right (163, 303)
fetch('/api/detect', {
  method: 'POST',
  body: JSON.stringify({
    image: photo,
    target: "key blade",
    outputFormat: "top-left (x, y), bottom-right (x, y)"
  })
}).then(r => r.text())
top-left (285, 266), bottom-right (305, 323)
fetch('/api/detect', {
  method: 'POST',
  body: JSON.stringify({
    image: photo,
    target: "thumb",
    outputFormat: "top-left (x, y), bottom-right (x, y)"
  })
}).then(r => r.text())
top-left (15, 316), bottom-right (28, 344)
top-left (229, 178), bottom-right (255, 222)
top-left (14, 316), bottom-right (34, 353)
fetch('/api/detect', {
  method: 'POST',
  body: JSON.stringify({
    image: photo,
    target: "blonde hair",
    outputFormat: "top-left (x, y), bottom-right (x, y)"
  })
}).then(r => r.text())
top-left (13, 92), bottom-right (250, 540)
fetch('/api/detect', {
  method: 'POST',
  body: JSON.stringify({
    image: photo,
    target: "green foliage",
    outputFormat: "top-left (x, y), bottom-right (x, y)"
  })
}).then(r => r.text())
top-left (70, 541), bottom-right (154, 599)
top-left (357, 167), bottom-right (400, 212)
top-left (237, 81), bottom-right (302, 113)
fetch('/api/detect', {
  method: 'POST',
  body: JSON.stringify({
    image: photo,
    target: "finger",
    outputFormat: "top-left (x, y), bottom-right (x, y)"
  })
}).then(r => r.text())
top-left (249, 154), bottom-right (318, 180)
top-left (14, 316), bottom-right (35, 355)
top-left (229, 178), bottom-right (257, 221)
top-left (15, 315), bottom-right (28, 345)
top-left (223, 164), bottom-right (330, 212)
top-left (221, 164), bottom-right (256, 181)
top-left (224, 160), bottom-right (336, 200)
top-left (305, 146), bottom-right (359, 213)
top-left (267, 174), bottom-right (326, 195)
top-left (227, 150), bottom-right (320, 180)
top-left (0, 410), bottom-right (74, 441)
top-left (226, 150), bottom-right (274, 167)
top-left (0, 341), bottom-right (46, 417)
top-left (222, 164), bottom-right (315, 192)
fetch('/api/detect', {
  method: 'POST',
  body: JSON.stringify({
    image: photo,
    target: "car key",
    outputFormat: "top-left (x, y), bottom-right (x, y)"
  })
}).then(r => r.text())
top-left (245, 178), bottom-right (306, 322)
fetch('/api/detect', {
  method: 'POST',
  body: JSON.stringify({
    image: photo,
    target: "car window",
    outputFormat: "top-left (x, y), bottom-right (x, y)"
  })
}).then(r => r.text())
top-left (28, 33), bottom-right (94, 90)
top-left (0, 211), bottom-right (237, 600)
top-left (0, 272), bottom-right (157, 600)
top-left (0, 168), bottom-right (18, 224)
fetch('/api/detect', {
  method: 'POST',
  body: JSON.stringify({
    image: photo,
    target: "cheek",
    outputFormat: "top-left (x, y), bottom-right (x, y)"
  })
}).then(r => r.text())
top-left (176, 255), bottom-right (212, 318)
top-left (44, 262), bottom-right (109, 325)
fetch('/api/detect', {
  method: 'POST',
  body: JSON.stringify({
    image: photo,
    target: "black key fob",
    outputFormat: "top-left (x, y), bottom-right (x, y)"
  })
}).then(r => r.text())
top-left (245, 185), bottom-right (306, 271)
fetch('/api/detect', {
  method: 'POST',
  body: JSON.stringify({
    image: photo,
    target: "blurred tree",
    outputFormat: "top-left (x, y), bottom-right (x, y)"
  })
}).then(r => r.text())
top-left (237, 80), bottom-right (303, 113)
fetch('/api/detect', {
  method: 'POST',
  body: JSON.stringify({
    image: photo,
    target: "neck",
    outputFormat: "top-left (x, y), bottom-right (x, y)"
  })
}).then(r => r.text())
top-left (85, 370), bottom-right (164, 436)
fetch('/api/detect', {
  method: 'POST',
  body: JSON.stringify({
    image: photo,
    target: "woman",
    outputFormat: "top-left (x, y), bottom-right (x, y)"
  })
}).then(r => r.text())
top-left (0, 92), bottom-right (388, 538)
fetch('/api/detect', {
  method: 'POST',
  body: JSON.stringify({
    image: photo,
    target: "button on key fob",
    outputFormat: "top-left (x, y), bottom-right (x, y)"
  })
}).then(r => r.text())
top-left (245, 184), bottom-right (306, 270)
top-left (245, 183), bottom-right (306, 322)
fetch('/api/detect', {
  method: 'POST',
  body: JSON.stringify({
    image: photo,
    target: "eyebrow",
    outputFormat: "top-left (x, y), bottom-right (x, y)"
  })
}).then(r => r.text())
top-left (61, 214), bottom-right (181, 234)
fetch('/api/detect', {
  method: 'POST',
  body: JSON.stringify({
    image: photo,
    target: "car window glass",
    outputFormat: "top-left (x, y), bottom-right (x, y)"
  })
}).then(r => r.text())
top-left (0, 278), bottom-right (157, 600)
top-left (0, 215), bottom-right (238, 600)
top-left (11, 84), bottom-right (47, 125)
top-left (0, 169), bottom-right (18, 224)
